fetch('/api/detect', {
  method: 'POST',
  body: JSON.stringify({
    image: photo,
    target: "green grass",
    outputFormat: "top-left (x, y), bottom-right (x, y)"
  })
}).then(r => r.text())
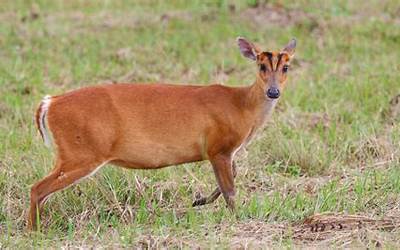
top-left (0, 0), bottom-right (399, 248)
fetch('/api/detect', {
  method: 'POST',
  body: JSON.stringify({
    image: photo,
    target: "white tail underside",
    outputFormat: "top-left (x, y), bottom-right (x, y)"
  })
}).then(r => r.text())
top-left (38, 95), bottom-right (53, 147)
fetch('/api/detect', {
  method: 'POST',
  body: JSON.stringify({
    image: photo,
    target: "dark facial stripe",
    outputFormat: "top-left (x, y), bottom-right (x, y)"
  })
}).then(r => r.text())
top-left (276, 53), bottom-right (283, 71)
top-left (264, 52), bottom-right (273, 71)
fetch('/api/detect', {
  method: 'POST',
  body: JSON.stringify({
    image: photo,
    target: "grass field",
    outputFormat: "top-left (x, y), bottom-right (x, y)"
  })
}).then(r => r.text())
top-left (0, 0), bottom-right (399, 248)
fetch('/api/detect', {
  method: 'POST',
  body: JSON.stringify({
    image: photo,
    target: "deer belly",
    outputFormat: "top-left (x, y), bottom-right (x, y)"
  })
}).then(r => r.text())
top-left (111, 139), bottom-right (203, 169)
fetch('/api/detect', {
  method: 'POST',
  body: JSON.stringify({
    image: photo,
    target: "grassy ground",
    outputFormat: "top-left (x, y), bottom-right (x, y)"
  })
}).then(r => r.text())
top-left (0, 0), bottom-right (399, 248)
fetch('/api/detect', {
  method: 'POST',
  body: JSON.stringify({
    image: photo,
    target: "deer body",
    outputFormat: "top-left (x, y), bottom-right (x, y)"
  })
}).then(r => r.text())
top-left (29, 37), bottom-right (296, 230)
top-left (46, 83), bottom-right (269, 168)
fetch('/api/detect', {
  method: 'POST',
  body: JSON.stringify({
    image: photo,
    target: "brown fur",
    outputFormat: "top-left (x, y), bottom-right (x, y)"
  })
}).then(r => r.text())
top-left (28, 38), bottom-right (296, 230)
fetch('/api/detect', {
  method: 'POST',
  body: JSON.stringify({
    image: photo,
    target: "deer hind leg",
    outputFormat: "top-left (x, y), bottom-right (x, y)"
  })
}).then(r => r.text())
top-left (28, 157), bottom-right (106, 231)
top-left (192, 161), bottom-right (237, 207)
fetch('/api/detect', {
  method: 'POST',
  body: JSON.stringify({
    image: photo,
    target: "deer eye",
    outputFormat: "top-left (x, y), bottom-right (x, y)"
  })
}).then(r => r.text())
top-left (283, 65), bottom-right (289, 73)
top-left (260, 64), bottom-right (267, 72)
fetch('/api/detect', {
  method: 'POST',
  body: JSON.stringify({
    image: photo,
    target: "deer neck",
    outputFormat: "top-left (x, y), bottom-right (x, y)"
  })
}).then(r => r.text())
top-left (245, 76), bottom-right (279, 126)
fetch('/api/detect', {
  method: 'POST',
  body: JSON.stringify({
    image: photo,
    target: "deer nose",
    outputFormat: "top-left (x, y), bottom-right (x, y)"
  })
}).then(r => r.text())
top-left (267, 88), bottom-right (280, 99)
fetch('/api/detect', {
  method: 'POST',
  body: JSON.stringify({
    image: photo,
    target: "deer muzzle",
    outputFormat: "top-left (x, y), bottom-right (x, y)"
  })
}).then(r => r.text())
top-left (266, 87), bottom-right (280, 99)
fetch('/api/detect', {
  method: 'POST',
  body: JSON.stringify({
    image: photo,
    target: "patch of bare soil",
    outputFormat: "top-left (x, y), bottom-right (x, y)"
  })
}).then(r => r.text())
top-left (114, 47), bottom-right (134, 63)
top-left (227, 213), bottom-right (400, 247)
top-left (238, 3), bottom-right (400, 43)
top-left (349, 134), bottom-right (394, 163)
top-left (160, 10), bottom-right (194, 24)
top-left (20, 3), bottom-right (41, 22)
top-left (228, 221), bottom-right (287, 247)
top-left (136, 235), bottom-right (201, 249)
top-left (383, 94), bottom-right (400, 125)
top-left (240, 3), bottom-right (317, 28)
top-left (0, 103), bottom-right (12, 120)
top-left (98, 11), bottom-right (193, 30)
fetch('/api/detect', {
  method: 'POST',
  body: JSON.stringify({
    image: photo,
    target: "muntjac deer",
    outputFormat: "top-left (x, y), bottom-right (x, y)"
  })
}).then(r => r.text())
top-left (29, 37), bottom-right (296, 230)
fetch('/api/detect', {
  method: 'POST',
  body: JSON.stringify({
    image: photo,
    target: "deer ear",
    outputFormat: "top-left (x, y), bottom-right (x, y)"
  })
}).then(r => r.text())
top-left (282, 38), bottom-right (296, 56)
top-left (237, 37), bottom-right (260, 61)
